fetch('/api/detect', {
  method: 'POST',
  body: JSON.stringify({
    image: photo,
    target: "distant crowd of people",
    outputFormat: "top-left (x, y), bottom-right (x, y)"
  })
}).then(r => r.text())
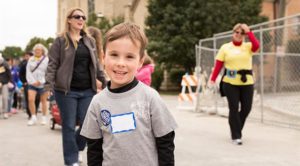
top-left (0, 50), bottom-right (44, 121)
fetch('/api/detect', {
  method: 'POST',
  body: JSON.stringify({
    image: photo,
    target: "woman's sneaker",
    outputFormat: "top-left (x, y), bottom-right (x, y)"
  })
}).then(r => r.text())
top-left (41, 116), bottom-right (47, 125)
top-left (3, 113), bottom-right (9, 119)
top-left (11, 108), bottom-right (18, 114)
top-left (27, 116), bottom-right (37, 126)
top-left (78, 151), bottom-right (83, 163)
top-left (232, 139), bottom-right (243, 145)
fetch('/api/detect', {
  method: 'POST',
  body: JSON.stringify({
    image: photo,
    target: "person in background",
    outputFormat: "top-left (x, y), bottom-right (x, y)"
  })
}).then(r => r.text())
top-left (136, 52), bottom-right (155, 86)
top-left (19, 52), bottom-right (40, 119)
top-left (46, 8), bottom-right (106, 166)
top-left (0, 56), bottom-right (12, 119)
top-left (9, 58), bottom-right (20, 114)
top-left (7, 58), bottom-right (16, 116)
top-left (87, 26), bottom-right (109, 82)
top-left (81, 22), bottom-right (177, 166)
top-left (87, 26), bottom-right (104, 66)
top-left (210, 23), bottom-right (260, 145)
top-left (26, 43), bottom-right (49, 126)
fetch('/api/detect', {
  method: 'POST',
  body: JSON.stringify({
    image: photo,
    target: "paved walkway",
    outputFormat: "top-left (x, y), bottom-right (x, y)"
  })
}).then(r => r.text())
top-left (196, 91), bottom-right (300, 129)
top-left (0, 94), bottom-right (299, 166)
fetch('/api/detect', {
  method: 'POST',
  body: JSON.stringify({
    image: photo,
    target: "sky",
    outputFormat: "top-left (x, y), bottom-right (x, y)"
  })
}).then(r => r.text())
top-left (0, 0), bottom-right (57, 50)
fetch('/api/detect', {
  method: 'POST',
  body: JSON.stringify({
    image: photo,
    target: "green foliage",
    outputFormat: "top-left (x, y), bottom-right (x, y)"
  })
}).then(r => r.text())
top-left (169, 68), bottom-right (186, 88)
top-left (25, 37), bottom-right (54, 52)
top-left (98, 17), bottom-right (114, 34)
top-left (87, 12), bottom-right (124, 35)
top-left (1, 36), bottom-right (54, 58)
top-left (146, 0), bottom-right (268, 73)
top-left (2, 46), bottom-right (23, 59)
top-left (87, 13), bottom-right (98, 27)
top-left (151, 64), bottom-right (164, 90)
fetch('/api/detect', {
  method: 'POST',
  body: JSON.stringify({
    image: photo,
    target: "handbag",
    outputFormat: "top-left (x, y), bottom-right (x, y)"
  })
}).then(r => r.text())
top-left (219, 70), bottom-right (226, 97)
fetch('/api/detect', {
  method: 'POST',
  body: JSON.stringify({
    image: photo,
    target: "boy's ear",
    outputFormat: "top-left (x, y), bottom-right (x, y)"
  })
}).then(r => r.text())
top-left (139, 57), bottom-right (145, 68)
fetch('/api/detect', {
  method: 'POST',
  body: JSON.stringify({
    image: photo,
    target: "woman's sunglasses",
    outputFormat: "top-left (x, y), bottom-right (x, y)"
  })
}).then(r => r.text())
top-left (234, 31), bottom-right (245, 35)
top-left (70, 15), bottom-right (86, 20)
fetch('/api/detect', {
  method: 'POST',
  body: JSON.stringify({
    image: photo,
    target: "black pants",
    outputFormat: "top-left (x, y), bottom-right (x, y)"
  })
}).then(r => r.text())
top-left (223, 82), bottom-right (254, 139)
top-left (12, 91), bottom-right (18, 108)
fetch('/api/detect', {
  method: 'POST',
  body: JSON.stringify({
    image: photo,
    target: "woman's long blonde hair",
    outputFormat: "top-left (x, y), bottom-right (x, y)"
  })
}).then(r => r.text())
top-left (88, 26), bottom-right (103, 64)
top-left (60, 7), bottom-right (88, 49)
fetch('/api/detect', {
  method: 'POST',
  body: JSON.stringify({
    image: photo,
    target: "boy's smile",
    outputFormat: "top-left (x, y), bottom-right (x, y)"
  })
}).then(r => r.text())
top-left (104, 37), bottom-right (144, 89)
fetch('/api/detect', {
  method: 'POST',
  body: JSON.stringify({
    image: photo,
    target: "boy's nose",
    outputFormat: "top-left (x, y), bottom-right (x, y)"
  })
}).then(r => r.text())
top-left (116, 58), bottom-right (126, 66)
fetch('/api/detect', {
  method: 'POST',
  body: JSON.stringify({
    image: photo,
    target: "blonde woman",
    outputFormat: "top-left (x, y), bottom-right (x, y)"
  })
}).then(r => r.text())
top-left (46, 8), bottom-right (106, 166)
top-left (26, 43), bottom-right (49, 126)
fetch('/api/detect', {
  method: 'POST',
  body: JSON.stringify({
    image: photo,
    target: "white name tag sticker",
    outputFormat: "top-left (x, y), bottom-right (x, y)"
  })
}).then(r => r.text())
top-left (111, 112), bottom-right (136, 134)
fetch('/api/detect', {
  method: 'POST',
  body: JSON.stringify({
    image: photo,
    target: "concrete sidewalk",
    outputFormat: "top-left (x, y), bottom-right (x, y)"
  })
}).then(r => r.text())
top-left (0, 94), bottom-right (299, 166)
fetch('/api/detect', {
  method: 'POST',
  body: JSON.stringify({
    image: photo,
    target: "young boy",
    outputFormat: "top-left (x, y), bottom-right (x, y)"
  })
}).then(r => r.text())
top-left (80, 23), bottom-right (177, 166)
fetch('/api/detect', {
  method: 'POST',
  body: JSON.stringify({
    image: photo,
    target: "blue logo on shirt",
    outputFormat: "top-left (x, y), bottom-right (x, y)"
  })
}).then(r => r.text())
top-left (100, 109), bottom-right (111, 126)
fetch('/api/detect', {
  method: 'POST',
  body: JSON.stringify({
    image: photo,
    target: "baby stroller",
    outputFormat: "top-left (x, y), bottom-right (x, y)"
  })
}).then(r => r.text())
top-left (49, 94), bottom-right (61, 130)
top-left (49, 94), bottom-right (80, 130)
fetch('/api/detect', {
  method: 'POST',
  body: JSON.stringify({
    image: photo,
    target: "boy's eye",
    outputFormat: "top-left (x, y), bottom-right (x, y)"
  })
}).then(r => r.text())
top-left (127, 55), bottom-right (134, 59)
top-left (110, 53), bottom-right (118, 57)
top-left (127, 53), bottom-right (138, 59)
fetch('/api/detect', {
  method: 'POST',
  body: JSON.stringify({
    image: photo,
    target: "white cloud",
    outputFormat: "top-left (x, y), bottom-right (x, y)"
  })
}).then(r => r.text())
top-left (0, 0), bottom-right (57, 50)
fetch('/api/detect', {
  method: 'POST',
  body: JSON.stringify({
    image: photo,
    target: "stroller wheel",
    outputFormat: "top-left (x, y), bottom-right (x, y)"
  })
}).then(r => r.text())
top-left (50, 118), bottom-right (55, 130)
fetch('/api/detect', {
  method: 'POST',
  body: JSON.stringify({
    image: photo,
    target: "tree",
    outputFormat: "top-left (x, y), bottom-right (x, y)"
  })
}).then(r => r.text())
top-left (87, 12), bottom-right (124, 35)
top-left (25, 37), bottom-right (54, 52)
top-left (87, 12), bottom-right (99, 27)
top-left (2, 46), bottom-right (23, 59)
top-left (145, 0), bottom-right (268, 73)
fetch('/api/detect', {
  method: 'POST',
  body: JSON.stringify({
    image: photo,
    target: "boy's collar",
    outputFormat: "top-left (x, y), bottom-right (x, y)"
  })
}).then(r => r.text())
top-left (107, 77), bottom-right (139, 93)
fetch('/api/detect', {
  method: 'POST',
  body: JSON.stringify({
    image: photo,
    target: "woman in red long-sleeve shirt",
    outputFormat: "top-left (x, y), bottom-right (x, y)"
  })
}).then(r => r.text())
top-left (210, 23), bottom-right (259, 145)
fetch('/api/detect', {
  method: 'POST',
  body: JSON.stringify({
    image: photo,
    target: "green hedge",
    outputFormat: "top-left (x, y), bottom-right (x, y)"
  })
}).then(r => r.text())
top-left (151, 65), bottom-right (164, 90)
top-left (169, 68), bottom-right (186, 88)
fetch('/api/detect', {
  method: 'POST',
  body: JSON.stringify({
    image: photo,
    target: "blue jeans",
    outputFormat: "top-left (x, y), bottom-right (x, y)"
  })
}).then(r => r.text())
top-left (28, 85), bottom-right (47, 95)
top-left (7, 90), bottom-right (14, 113)
top-left (55, 89), bottom-right (95, 165)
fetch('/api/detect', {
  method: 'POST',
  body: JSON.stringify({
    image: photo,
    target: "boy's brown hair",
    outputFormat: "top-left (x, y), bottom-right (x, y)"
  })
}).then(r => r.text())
top-left (103, 22), bottom-right (148, 58)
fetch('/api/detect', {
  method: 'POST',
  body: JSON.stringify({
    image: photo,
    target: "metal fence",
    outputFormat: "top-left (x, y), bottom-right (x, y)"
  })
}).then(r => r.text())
top-left (195, 13), bottom-right (300, 129)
